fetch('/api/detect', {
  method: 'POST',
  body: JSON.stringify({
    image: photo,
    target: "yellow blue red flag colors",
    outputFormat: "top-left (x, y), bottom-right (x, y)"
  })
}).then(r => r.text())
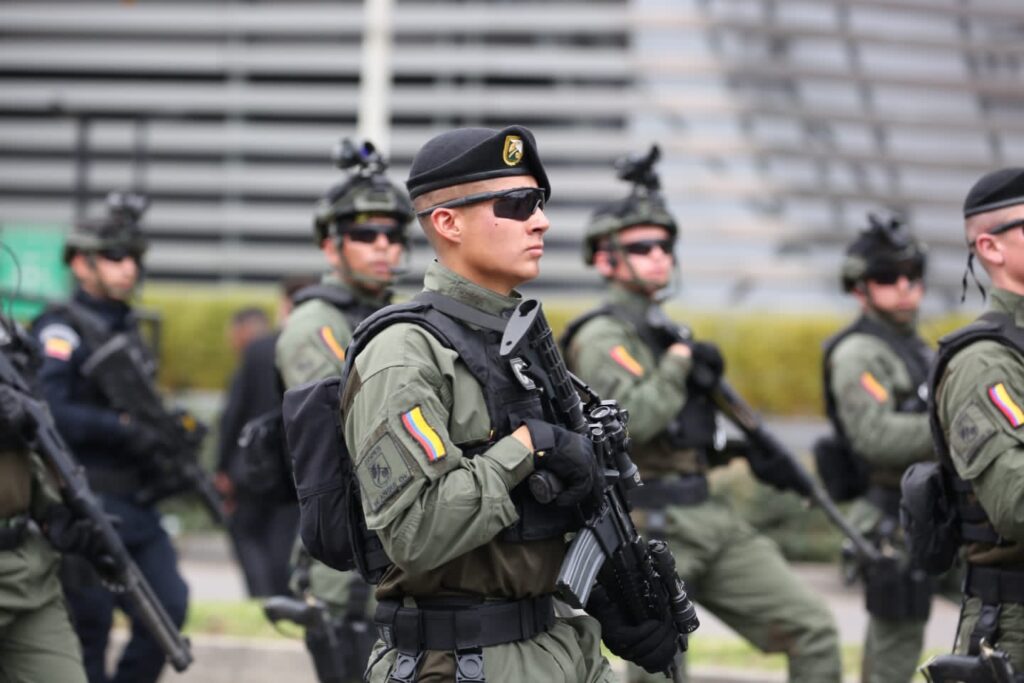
top-left (609, 345), bottom-right (644, 377)
top-left (859, 372), bottom-right (889, 403)
top-left (318, 326), bottom-right (346, 361)
top-left (988, 383), bottom-right (1024, 428)
top-left (401, 406), bottom-right (447, 462)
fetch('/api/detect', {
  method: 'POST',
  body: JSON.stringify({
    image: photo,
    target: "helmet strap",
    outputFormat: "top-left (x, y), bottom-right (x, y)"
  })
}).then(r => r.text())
top-left (961, 252), bottom-right (987, 303)
top-left (607, 233), bottom-right (677, 299)
top-left (333, 237), bottom-right (397, 294)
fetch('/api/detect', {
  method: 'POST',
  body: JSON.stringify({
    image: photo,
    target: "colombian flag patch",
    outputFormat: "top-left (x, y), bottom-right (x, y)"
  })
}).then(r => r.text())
top-left (401, 406), bottom-right (447, 462)
top-left (44, 337), bottom-right (73, 361)
top-left (610, 345), bottom-right (644, 377)
top-left (318, 326), bottom-right (345, 361)
top-left (859, 372), bottom-right (889, 403)
top-left (988, 383), bottom-right (1024, 428)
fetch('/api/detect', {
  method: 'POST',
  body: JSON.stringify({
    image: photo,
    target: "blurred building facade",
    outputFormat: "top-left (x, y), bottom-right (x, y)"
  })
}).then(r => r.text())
top-left (1, 0), bottom-right (1022, 311)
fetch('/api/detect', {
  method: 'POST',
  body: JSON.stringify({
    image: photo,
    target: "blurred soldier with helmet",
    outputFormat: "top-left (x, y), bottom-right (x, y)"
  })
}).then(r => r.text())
top-left (817, 213), bottom-right (945, 683)
top-left (274, 138), bottom-right (413, 683)
top-left (563, 147), bottom-right (841, 683)
top-left (30, 193), bottom-right (189, 683)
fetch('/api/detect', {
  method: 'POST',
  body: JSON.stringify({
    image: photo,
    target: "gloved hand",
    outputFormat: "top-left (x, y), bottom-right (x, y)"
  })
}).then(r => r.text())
top-left (523, 418), bottom-right (604, 508)
top-left (0, 384), bottom-right (31, 446)
top-left (122, 418), bottom-right (164, 459)
top-left (745, 443), bottom-right (813, 497)
top-left (587, 584), bottom-right (679, 674)
top-left (686, 341), bottom-right (724, 393)
top-left (42, 504), bottom-right (119, 581)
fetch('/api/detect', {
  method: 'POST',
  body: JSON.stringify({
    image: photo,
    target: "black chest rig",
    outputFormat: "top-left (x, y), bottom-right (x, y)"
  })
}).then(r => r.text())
top-left (823, 315), bottom-right (933, 452)
top-left (292, 284), bottom-right (382, 332)
top-left (929, 310), bottom-right (1024, 550)
top-left (562, 304), bottom-right (718, 459)
top-left (344, 291), bottom-right (579, 543)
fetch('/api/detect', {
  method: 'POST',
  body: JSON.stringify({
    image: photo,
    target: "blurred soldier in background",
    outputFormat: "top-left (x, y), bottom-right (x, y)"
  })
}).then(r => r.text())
top-left (563, 149), bottom-right (841, 683)
top-left (274, 139), bottom-right (413, 683)
top-left (30, 193), bottom-right (189, 683)
top-left (0, 313), bottom-right (88, 682)
top-left (926, 168), bottom-right (1024, 668)
top-left (818, 214), bottom-right (940, 683)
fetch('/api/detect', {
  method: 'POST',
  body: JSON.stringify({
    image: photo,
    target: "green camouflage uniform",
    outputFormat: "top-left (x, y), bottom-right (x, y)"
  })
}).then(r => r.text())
top-left (566, 284), bottom-right (841, 683)
top-left (0, 448), bottom-right (87, 682)
top-left (276, 273), bottom-right (389, 615)
top-left (935, 287), bottom-right (1024, 668)
top-left (343, 262), bottom-right (617, 683)
top-left (828, 311), bottom-right (943, 683)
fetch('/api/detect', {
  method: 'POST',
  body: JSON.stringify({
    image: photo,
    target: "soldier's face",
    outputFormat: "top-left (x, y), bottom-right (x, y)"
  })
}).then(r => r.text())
top-left (72, 251), bottom-right (139, 301)
top-left (325, 215), bottom-right (405, 291)
top-left (450, 176), bottom-right (550, 294)
top-left (863, 275), bottom-right (924, 322)
top-left (604, 225), bottom-right (675, 292)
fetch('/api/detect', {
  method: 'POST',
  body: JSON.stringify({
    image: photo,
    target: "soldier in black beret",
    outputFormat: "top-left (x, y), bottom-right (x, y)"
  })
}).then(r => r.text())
top-left (914, 166), bottom-right (1024, 672)
top-left (338, 125), bottom-right (680, 682)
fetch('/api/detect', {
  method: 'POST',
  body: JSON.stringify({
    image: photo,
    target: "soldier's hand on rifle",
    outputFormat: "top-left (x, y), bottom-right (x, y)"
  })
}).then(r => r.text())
top-left (744, 443), bottom-right (813, 497)
top-left (686, 341), bottom-right (724, 392)
top-left (41, 504), bottom-right (119, 580)
top-left (587, 584), bottom-right (679, 674)
top-left (121, 416), bottom-right (164, 458)
top-left (523, 419), bottom-right (604, 508)
top-left (0, 384), bottom-right (32, 446)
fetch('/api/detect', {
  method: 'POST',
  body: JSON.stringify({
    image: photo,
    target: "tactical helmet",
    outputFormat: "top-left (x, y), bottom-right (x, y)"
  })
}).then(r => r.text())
top-left (840, 212), bottom-right (927, 292)
top-left (313, 139), bottom-right (414, 244)
top-left (583, 145), bottom-right (677, 265)
top-left (63, 191), bottom-right (149, 264)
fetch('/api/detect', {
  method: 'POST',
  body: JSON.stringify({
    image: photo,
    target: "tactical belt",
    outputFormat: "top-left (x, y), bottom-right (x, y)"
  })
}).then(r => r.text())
top-left (86, 467), bottom-right (142, 497)
top-left (966, 566), bottom-right (1024, 605)
top-left (629, 474), bottom-right (709, 509)
top-left (865, 485), bottom-right (902, 518)
top-left (0, 514), bottom-right (29, 551)
top-left (374, 594), bottom-right (555, 653)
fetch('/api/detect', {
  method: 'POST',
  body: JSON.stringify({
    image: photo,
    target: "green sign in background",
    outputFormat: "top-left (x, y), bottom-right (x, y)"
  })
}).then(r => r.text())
top-left (0, 224), bottom-right (70, 321)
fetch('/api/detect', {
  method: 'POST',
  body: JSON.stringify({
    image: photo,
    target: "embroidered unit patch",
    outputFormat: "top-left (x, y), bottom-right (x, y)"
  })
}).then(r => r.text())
top-left (988, 382), bottom-right (1024, 428)
top-left (610, 345), bottom-right (644, 377)
top-left (38, 323), bottom-right (80, 361)
top-left (401, 406), bottom-right (447, 462)
top-left (859, 372), bottom-right (889, 403)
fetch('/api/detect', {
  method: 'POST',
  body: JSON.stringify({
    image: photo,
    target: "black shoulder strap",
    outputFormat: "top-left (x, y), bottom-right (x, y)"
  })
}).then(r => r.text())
top-left (929, 310), bottom-right (1024, 465)
top-left (412, 291), bottom-right (508, 332)
top-left (44, 301), bottom-right (113, 350)
top-left (291, 284), bottom-right (356, 310)
top-left (559, 305), bottom-right (614, 355)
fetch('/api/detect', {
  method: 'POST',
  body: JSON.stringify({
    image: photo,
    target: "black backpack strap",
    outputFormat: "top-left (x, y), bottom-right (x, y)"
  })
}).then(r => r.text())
top-left (559, 305), bottom-right (614, 355)
top-left (291, 284), bottom-right (356, 310)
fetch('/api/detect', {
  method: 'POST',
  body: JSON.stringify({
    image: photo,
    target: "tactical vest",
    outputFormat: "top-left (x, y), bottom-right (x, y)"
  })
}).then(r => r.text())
top-left (561, 304), bottom-right (718, 460)
top-left (929, 310), bottom-right (1024, 554)
top-left (821, 315), bottom-right (933, 497)
top-left (343, 291), bottom-right (580, 544)
top-left (291, 284), bottom-right (382, 333)
top-left (48, 300), bottom-right (157, 382)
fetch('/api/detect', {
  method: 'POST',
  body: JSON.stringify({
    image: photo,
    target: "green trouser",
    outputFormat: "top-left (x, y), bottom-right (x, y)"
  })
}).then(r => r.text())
top-left (290, 539), bottom-right (377, 617)
top-left (0, 533), bottom-right (86, 683)
top-left (861, 617), bottom-right (925, 683)
top-left (954, 598), bottom-right (1024, 669)
top-left (630, 498), bottom-right (842, 683)
top-left (364, 613), bottom-right (618, 683)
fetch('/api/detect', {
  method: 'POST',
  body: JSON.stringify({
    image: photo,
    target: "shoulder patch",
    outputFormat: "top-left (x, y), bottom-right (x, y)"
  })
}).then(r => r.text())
top-left (357, 432), bottom-right (414, 513)
top-left (950, 399), bottom-right (998, 467)
top-left (401, 406), bottom-right (447, 462)
top-left (859, 371), bottom-right (889, 403)
top-left (318, 326), bottom-right (346, 361)
top-left (37, 323), bottom-right (80, 361)
top-left (610, 345), bottom-right (644, 377)
top-left (988, 382), bottom-right (1024, 428)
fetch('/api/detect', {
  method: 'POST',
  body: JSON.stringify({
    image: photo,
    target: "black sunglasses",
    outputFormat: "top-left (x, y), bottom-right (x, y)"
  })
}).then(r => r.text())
top-left (983, 218), bottom-right (1024, 240)
top-left (868, 265), bottom-right (924, 285)
top-left (342, 225), bottom-right (405, 245)
top-left (415, 187), bottom-right (545, 222)
top-left (619, 239), bottom-right (674, 257)
top-left (97, 247), bottom-right (141, 263)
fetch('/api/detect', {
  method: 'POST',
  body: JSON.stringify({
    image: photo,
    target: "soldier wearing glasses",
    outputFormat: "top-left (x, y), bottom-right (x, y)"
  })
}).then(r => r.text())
top-left (928, 168), bottom-right (1024, 669)
top-left (274, 140), bottom-right (414, 683)
top-left (562, 153), bottom-right (841, 683)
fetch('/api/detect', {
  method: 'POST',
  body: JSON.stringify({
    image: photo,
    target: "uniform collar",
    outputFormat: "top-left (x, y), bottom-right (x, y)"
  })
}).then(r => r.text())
top-left (423, 261), bottom-right (521, 317)
top-left (73, 287), bottom-right (131, 326)
top-left (323, 272), bottom-right (392, 307)
top-left (606, 282), bottom-right (655, 315)
top-left (989, 287), bottom-right (1024, 327)
top-left (864, 306), bottom-right (917, 338)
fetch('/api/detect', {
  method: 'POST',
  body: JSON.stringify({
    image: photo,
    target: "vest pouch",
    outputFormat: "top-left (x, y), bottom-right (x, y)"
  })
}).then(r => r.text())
top-left (864, 557), bottom-right (934, 621)
top-left (237, 408), bottom-right (293, 501)
top-left (664, 393), bottom-right (718, 451)
top-left (813, 434), bottom-right (870, 502)
top-left (283, 377), bottom-right (357, 573)
top-left (900, 462), bottom-right (961, 575)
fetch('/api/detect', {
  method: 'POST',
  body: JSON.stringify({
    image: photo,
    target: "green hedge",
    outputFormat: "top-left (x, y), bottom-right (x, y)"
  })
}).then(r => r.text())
top-left (142, 284), bottom-right (972, 415)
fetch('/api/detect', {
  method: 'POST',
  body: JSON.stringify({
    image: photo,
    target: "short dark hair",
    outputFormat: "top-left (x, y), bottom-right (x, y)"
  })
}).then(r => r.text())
top-left (230, 307), bottom-right (269, 328)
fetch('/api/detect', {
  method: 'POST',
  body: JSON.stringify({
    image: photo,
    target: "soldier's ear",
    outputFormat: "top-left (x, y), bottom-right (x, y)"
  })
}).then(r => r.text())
top-left (430, 208), bottom-right (463, 246)
top-left (594, 250), bottom-right (615, 277)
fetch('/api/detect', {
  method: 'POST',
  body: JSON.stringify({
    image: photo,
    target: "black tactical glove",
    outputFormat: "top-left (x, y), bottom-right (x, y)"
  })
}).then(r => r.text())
top-left (523, 418), bottom-right (604, 508)
top-left (744, 443), bottom-right (813, 497)
top-left (587, 584), bottom-right (679, 674)
top-left (686, 341), bottom-right (724, 393)
top-left (0, 384), bottom-right (31, 447)
top-left (42, 504), bottom-right (119, 580)
top-left (122, 418), bottom-right (164, 459)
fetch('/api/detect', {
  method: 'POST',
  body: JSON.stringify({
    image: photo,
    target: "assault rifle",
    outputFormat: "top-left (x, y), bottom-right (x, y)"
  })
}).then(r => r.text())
top-left (644, 309), bottom-right (882, 564)
top-left (79, 334), bottom-right (225, 525)
top-left (921, 640), bottom-right (1020, 683)
top-left (0, 350), bottom-right (193, 672)
top-left (500, 299), bottom-right (699, 683)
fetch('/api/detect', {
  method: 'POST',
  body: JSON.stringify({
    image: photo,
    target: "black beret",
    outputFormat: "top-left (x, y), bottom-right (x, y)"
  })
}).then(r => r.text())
top-left (405, 125), bottom-right (551, 200)
top-left (963, 167), bottom-right (1024, 218)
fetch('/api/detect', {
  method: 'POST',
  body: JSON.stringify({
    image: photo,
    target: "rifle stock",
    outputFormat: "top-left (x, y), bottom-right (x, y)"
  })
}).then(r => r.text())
top-left (0, 352), bottom-right (193, 673)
